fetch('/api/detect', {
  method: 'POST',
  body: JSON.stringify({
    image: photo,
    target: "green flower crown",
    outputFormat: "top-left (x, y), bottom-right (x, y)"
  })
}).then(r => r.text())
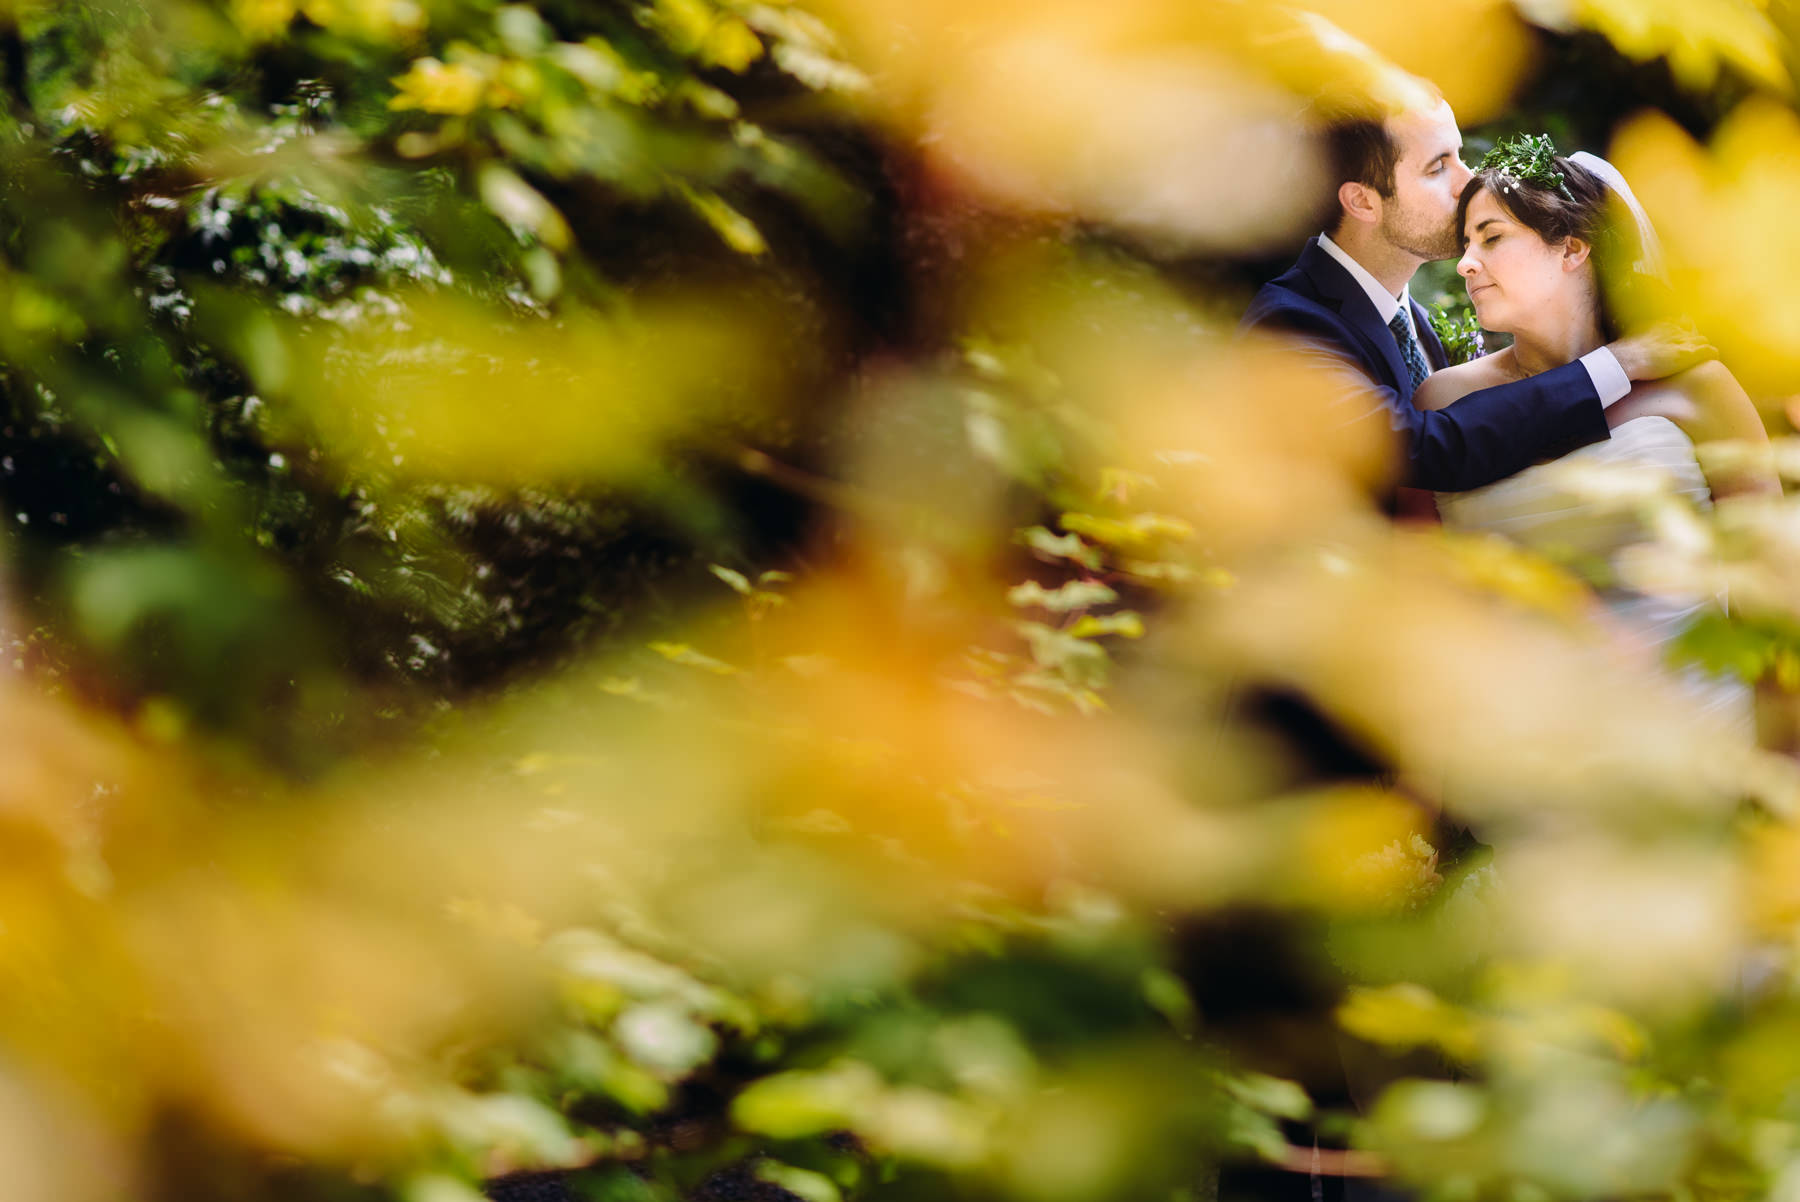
top-left (1478, 133), bottom-right (1572, 199)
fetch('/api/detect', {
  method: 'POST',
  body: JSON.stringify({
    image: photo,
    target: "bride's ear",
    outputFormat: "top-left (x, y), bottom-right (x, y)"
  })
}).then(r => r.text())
top-left (1561, 236), bottom-right (1593, 271)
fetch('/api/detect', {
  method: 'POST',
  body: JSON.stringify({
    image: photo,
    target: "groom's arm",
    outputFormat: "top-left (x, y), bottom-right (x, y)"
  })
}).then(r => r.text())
top-left (1262, 319), bottom-right (1611, 492)
top-left (1389, 323), bottom-right (1717, 489)
top-left (1398, 361), bottom-right (1611, 491)
top-left (1245, 286), bottom-right (1715, 492)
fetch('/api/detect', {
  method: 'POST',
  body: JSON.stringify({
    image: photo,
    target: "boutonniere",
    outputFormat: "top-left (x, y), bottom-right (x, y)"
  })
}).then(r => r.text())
top-left (1429, 305), bottom-right (1486, 366)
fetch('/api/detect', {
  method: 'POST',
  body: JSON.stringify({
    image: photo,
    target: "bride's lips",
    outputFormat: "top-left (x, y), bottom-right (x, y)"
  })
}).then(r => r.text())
top-left (1468, 283), bottom-right (1494, 301)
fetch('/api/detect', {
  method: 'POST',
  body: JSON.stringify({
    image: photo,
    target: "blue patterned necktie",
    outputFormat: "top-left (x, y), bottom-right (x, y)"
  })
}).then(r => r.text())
top-left (1388, 310), bottom-right (1430, 395)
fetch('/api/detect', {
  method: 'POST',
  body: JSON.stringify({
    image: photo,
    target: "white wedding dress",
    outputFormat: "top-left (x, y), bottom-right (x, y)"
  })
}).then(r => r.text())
top-left (1436, 415), bottom-right (1753, 733)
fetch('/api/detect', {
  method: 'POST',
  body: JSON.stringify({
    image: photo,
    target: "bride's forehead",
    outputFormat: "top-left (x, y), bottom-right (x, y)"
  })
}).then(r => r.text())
top-left (1464, 190), bottom-right (1512, 227)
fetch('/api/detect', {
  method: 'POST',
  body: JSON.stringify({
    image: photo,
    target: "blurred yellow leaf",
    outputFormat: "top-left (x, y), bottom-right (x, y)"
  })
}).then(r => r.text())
top-left (1339, 984), bottom-right (1484, 1061)
top-left (1433, 529), bottom-right (1595, 622)
top-left (231, 0), bottom-right (298, 40)
top-left (1516, 0), bottom-right (1789, 92)
top-left (301, 0), bottom-right (428, 40)
top-left (1066, 612), bottom-right (1146, 639)
top-left (1059, 512), bottom-right (1194, 555)
top-left (1288, 786), bottom-right (1438, 912)
top-left (650, 0), bottom-right (766, 69)
top-left (1748, 820), bottom-right (1800, 931)
top-left (811, 2), bottom-right (1339, 250)
top-left (649, 642), bottom-right (741, 674)
top-left (270, 290), bottom-right (796, 487)
top-left (679, 185), bottom-right (769, 255)
top-left (1612, 100), bottom-right (1800, 395)
top-left (1291, 0), bottom-right (1536, 120)
top-left (702, 17), bottom-right (766, 71)
top-left (389, 57), bottom-right (487, 114)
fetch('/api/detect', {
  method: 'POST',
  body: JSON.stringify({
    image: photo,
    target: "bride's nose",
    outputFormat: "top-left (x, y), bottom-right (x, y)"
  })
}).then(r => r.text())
top-left (1456, 249), bottom-right (1478, 279)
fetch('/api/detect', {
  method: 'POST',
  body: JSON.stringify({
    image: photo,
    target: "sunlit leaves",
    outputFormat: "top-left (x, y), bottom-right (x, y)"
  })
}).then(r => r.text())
top-left (475, 163), bottom-right (569, 249)
top-left (1340, 984), bottom-right (1485, 1061)
top-left (809, 1), bottom-right (1337, 250)
top-left (1516, 0), bottom-right (1789, 92)
top-left (643, 0), bottom-right (766, 72)
top-left (9, 3), bottom-right (1800, 1202)
top-left (238, 0), bottom-right (428, 41)
top-left (1289, 0), bottom-right (1537, 120)
top-left (266, 290), bottom-right (797, 487)
top-left (1612, 100), bottom-right (1800, 395)
top-left (390, 57), bottom-right (493, 115)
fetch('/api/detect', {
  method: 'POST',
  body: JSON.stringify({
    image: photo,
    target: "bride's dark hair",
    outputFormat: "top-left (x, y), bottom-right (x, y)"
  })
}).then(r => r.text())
top-left (1455, 155), bottom-right (1667, 340)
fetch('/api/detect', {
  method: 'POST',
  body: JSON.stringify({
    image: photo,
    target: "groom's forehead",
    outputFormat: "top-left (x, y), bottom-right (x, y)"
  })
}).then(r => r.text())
top-left (1388, 101), bottom-right (1461, 160)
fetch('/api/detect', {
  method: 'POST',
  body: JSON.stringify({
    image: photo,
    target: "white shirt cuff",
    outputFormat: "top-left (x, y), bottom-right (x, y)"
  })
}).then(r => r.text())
top-left (1580, 346), bottom-right (1631, 407)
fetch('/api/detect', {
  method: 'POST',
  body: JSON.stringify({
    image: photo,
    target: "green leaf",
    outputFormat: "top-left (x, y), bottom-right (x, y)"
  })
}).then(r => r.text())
top-left (1222, 1106), bottom-right (1292, 1164)
top-left (753, 1161), bottom-right (842, 1202)
top-left (1226, 1072), bottom-right (1314, 1122)
top-left (1337, 984), bottom-right (1480, 1061)
top-left (1059, 512), bottom-right (1194, 554)
top-left (679, 185), bottom-right (768, 255)
top-left (1066, 611), bottom-right (1144, 639)
top-left (710, 564), bottom-right (753, 594)
top-left (648, 641), bottom-right (739, 674)
top-left (614, 1001), bottom-right (719, 1078)
top-left (1669, 610), bottom-right (1777, 682)
top-left (1371, 1080), bottom-right (1488, 1143)
top-left (732, 1062), bottom-right (879, 1138)
top-left (478, 164), bottom-right (572, 250)
top-left (1013, 621), bottom-right (1110, 688)
top-left (1141, 967), bottom-right (1198, 1037)
top-left (403, 1175), bottom-right (489, 1202)
top-left (1017, 525), bottom-right (1103, 570)
top-left (1006, 579), bottom-right (1119, 613)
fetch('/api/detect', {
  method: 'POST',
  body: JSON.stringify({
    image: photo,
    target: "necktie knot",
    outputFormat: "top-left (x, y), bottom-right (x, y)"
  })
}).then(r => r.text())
top-left (1388, 311), bottom-right (1430, 394)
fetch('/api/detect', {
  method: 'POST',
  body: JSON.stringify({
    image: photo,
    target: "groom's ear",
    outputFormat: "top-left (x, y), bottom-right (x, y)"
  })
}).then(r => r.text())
top-left (1337, 180), bottom-right (1381, 227)
top-left (1561, 236), bottom-right (1593, 271)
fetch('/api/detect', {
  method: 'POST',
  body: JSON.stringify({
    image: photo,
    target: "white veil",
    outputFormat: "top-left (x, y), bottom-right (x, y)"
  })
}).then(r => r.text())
top-left (1567, 150), bottom-right (1666, 279)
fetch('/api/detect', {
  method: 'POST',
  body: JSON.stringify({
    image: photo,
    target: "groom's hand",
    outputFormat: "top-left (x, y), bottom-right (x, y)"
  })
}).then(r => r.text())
top-left (1608, 320), bottom-right (1717, 381)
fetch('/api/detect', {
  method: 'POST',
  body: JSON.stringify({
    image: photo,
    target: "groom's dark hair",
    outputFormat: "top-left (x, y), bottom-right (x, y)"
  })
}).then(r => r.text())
top-left (1323, 118), bottom-right (1398, 230)
top-left (1309, 85), bottom-right (1431, 235)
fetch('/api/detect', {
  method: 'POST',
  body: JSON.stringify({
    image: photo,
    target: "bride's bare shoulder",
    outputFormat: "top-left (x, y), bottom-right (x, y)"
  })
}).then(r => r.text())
top-left (1412, 350), bottom-right (1516, 412)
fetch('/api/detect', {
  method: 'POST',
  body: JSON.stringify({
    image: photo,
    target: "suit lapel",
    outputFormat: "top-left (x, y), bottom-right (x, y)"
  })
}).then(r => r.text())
top-left (1297, 238), bottom-right (1412, 394)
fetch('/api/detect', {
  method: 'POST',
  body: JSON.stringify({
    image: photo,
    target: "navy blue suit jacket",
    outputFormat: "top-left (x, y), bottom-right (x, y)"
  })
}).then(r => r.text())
top-left (1242, 237), bottom-right (1611, 492)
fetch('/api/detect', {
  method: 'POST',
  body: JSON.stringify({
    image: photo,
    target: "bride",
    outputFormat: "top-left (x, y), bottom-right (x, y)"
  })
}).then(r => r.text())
top-left (1412, 137), bottom-right (1779, 731)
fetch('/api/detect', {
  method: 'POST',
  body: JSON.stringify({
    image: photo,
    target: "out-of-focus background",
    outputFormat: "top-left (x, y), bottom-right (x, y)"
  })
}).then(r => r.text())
top-left (4, 2), bottom-right (1800, 1200)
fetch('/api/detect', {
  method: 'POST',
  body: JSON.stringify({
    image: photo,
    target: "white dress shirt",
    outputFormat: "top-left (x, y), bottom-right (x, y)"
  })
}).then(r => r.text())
top-left (1317, 233), bottom-right (1630, 406)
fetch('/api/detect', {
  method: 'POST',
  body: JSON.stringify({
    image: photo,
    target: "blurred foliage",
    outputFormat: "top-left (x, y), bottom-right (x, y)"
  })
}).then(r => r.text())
top-left (5, 4), bottom-right (1800, 1202)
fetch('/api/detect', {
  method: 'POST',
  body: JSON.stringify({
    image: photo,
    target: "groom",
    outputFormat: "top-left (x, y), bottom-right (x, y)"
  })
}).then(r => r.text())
top-left (1243, 83), bottom-right (1705, 493)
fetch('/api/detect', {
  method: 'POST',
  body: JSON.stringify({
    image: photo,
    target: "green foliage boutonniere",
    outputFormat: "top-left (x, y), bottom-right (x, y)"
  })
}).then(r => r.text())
top-left (1429, 305), bottom-right (1485, 366)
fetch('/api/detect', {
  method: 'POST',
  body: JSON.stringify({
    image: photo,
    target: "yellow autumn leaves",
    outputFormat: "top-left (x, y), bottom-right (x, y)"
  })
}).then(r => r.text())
top-left (1520, 0), bottom-right (1789, 91)
top-left (1613, 99), bottom-right (1800, 397)
top-left (257, 289), bottom-right (798, 488)
top-left (387, 0), bottom-right (764, 115)
top-left (233, 0), bottom-right (426, 42)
